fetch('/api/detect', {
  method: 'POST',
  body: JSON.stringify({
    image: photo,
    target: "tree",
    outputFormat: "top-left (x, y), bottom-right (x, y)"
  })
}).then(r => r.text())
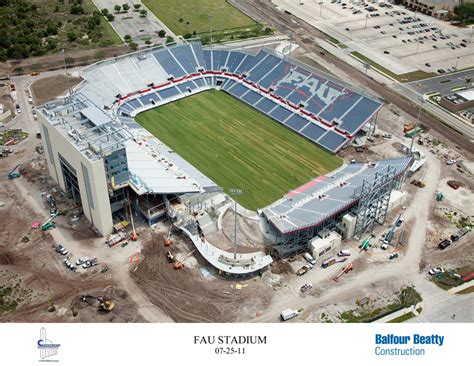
top-left (114, 4), bottom-right (121, 13)
top-left (178, 18), bottom-right (183, 23)
top-left (133, 4), bottom-right (141, 10)
top-left (129, 42), bottom-right (138, 50)
top-left (158, 29), bottom-right (166, 38)
top-left (140, 9), bottom-right (147, 17)
top-left (106, 13), bottom-right (115, 21)
top-left (183, 33), bottom-right (192, 39)
top-left (165, 36), bottom-right (174, 44)
top-left (263, 27), bottom-right (272, 35)
top-left (67, 31), bottom-right (77, 42)
top-left (70, 4), bottom-right (84, 15)
top-left (13, 66), bottom-right (23, 75)
top-left (452, 3), bottom-right (474, 23)
top-left (122, 4), bottom-right (130, 11)
top-left (124, 34), bottom-right (132, 42)
top-left (101, 8), bottom-right (108, 16)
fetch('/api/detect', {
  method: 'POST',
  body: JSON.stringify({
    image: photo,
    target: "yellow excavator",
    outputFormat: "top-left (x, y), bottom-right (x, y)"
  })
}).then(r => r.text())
top-left (79, 294), bottom-right (115, 312)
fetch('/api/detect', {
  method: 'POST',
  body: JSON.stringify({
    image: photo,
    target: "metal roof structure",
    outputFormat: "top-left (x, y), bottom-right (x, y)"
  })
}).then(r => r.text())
top-left (262, 157), bottom-right (412, 234)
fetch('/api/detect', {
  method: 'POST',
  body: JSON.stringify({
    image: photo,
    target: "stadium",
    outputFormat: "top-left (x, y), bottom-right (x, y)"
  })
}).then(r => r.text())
top-left (37, 40), bottom-right (412, 275)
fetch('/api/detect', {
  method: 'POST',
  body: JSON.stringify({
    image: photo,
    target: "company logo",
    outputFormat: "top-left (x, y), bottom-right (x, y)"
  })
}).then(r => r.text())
top-left (37, 327), bottom-right (60, 362)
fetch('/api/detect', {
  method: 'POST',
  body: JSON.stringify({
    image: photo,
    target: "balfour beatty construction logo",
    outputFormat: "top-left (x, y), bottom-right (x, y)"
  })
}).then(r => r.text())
top-left (37, 327), bottom-right (61, 362)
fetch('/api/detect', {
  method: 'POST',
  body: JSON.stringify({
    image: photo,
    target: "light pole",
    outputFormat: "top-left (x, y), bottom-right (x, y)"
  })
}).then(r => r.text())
top-left (362, 62), bottom-right (370, 86)
top-left (410, 98), bottom-right (424, 154)
top-left (416, 40), bottom-right (421, 54)
top-left (319, 1), bottom-right (323, 17)
top-left (60, 49), bottom-right (72, 99)
top-left (469, 26), bottom-right (473, 43)
top-left (229, 188), bottom-right (242, 260)
top-left (365, 14), bottom-right (369, 29)
top-left (454, 56), bottom-right (460, 70)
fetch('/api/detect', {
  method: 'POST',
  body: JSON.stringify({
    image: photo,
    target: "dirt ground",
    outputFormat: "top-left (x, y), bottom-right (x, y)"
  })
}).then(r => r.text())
top-left (131, 231), bottom-right (273, 322)
top-left (31, 75), bottom-right (83, 106)
top-left (0, 83), bottom-right (15, 121)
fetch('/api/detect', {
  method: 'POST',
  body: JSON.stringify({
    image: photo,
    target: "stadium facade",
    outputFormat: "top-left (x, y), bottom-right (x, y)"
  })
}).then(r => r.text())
top-left (38, 41), bottom-right (409, 271)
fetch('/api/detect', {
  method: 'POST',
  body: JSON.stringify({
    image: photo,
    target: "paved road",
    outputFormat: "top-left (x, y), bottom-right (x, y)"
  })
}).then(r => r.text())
top-left (408, 69), bottom-right (474, 95)
top-left (408, 292), bottom-right (474, 323)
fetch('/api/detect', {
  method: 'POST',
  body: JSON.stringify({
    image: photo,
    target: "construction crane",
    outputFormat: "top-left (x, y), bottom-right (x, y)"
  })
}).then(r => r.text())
top-left (164, 226), bottom-right (173, 246)
top-left (127, 191), bottom-right (138, 241)
top-left (173, 249), bottom-right (196, 270)
top-left (333, 263), bottom-right (353, 282)
top-left (383, 214), bottom-right (402, 245)
top-left (41, 213), bottom-right (58, 230)
top-left (79, 294), bottom-right (115, 312)
top-left (8, 164), bottom-right (22, 179)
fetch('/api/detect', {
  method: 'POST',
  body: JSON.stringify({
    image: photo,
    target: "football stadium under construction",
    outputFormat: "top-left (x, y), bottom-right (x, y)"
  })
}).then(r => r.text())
top-left (37, 41), bottom-right (413, 275)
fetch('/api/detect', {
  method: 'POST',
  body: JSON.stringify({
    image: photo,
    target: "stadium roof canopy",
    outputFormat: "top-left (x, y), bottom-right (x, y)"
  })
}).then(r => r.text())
top-left (262, 157), bottom-right (412, 234)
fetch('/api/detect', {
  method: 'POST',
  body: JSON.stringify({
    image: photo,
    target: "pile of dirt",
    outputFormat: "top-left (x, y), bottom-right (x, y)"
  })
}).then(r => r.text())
top-left (132, 232), bottom-right (272, 322)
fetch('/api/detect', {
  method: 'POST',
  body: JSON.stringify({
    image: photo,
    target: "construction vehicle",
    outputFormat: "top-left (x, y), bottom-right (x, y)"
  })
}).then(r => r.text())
top-left (173, 249), bottom-right (196, 270)
top-left (405, 127), bottom-right (422, 138)
top-left (164, 226), bottom-right (173, 246)
top-left (410, 179), bottom-right (425, 188)
top-left (333, 263), bottom-right (353, 282)
top-left (8, 164), bottom-right (21, 179)
top-left (450, 227), bottom-right (471, 242)
top-left (436, 192), bottom-right (444, 202)
top-left (403, 124), bottom-right (415, 133)
top-left (41, 213), bottom-right (58, 231)
top-left (79, 294), bottom-right (115, 312)
top-left (322, 257), bottom-right (347, 268)
top-left (359, 239), bottom-right (371, 251)
top-left (166, 251), bottom-right (175, 263)
top-left (127, 192), bottom-right (138, 241)
top-left (383, 214), bottom-right (402, 245)
top-left (106, 232), bottom-right (127, 247)
top-left (280, 308), bottom-right (300, 321)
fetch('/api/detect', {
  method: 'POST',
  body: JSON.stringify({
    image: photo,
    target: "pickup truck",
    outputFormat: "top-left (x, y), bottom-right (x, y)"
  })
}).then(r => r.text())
top-left (280, 309), bottom-right (299, 321)
top-left (296, 264), bottom-right (312, 276)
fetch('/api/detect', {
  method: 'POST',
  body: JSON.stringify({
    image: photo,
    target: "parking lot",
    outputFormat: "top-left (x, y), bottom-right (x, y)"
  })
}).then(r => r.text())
top-left (274, 0), bottom-right (474, 75)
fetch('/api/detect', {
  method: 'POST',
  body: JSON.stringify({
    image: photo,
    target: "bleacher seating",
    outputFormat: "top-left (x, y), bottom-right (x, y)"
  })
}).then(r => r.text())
top-left (81, 42), bottom-right (383, 153)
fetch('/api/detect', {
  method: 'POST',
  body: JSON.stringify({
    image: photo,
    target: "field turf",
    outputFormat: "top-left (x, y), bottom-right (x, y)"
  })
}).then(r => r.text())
top-left (142, 0), bottom-right (256, 35)
top-left (135, 91), bottom-right (342, 210)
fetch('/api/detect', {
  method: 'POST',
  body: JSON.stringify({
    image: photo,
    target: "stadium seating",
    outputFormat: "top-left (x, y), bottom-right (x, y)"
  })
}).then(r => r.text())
top-left (81, 42), bottom-right (383, 153)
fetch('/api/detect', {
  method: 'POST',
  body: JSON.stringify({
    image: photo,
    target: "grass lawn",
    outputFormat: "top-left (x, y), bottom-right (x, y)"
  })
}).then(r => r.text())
top-left (135, 91), bottom-right (341, 210)
top-left (350, 51), bottom-right (436, 82)
top-left (388, 311), bottom-right (416, 323)
top-left (142, 0), bottom-right (256, 35)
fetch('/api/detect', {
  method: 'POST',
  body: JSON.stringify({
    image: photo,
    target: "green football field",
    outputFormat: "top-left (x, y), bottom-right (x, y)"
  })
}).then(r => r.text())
top-left (135, 91), bottom-right (342, 210)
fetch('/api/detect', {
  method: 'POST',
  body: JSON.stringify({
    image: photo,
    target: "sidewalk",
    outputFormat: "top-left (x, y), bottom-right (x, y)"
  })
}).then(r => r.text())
top-left (448, 281), bottom-right (474, 294)
top-left (373, 303), bottom-right (421, 323)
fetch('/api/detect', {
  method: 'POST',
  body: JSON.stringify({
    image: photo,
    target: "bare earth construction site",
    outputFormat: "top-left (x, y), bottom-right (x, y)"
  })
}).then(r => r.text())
top-left (1, 1), bottom-right (473, 325)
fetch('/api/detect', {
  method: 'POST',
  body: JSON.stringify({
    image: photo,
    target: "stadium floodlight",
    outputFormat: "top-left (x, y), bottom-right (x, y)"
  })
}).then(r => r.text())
top-left (229, 188), bottom-right (242, 260)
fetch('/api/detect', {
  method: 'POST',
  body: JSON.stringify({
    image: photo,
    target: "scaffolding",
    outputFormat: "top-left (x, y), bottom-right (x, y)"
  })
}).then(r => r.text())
top-left (353, 166), bottom-right (406, 239)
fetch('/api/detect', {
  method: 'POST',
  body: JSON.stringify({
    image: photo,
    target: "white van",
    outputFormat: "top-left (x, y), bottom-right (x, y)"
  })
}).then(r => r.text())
top-left (303, 252), bottom-right (316, 265)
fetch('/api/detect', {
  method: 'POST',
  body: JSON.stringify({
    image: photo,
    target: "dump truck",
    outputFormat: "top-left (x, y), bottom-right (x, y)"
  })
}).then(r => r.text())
top-left (403, 124), bottom-right (415, 133)
top-left (280, 309), bottom-right (299, 321)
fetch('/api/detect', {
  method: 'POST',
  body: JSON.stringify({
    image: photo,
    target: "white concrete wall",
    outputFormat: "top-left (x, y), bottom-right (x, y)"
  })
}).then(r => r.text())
top-left (38, 113), bottom-right (114, 235)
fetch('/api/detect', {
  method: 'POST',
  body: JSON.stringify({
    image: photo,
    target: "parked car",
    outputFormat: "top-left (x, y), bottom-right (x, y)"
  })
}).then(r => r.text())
top-left (55, 244), bottom-right (68, 255)
top-left (337, 249), bottom-right (351, 257)
top-left (300, 283), bottom-right (313, 293)
top-left (428, 267), bottom-right (445, 276)
top-left (303, 252), bottom-right (316, 265)
top-left (446, 159), bottom-right (457, 165)
top-left (82, 258), bottom-right (99, 269)
top-left (389, 252), bottom-right (399, 260)
top-left (75, 257), bottom-right (90, 266)
top-left (63, 259), bottom-right (76, 271)
top-left (296, 264), bottom-right (313, 276)
top-left (438, 239), bottom-right (451, 250)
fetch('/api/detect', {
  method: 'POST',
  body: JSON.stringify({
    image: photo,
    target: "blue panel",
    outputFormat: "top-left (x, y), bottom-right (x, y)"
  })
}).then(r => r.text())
top-left (258, 60), bottom-right (292, 89)
top-left (154, 49), bottom-right (186, 77)
top-left (212, 50), bottom-right (229, 70)
top-left (176, 81), bottom-right (196, 93)
top-left (305, 94), bottom-right (328, 115)
top-left (300, 123), bottom-right (326, 141)
top-left (270, 106), bottom-right (293, 123)
top-left (339, 98), bottom-right (381, 134)
top-left (169, 45), bottom-right (198, 74)
top-left (226, 51), bottom-right (246, 73)
top-left (247, 54), bottom-right (281, 83)
top-left (254, 97), bottom-right (277, 113)
top-left (227, 83), bottom-right (249, 98)
top-left (318, 130), bottom-right (348, 152)
top-left (319, 90), bottom-right (362, 123)
top-left (193, 78), bottom-right (205, 87)
top-left (191, 43), bottom-right (205, 68)
top-left (129, 99), bottom-right (141, 108)
top-left (241, 90), bottom-right (262, 105)
top-left (285, 114), bottom-right (308, 131)
top-left (235, 52), bottom-right (265, 74)
top-left (222, 79), bottom-right (236, 90)
top-left (205, 77), bottom-right (214, 86)
top-left (203, 50), bottom-right (212, 70)
top-left (158, 86), bottom-right (180, 99)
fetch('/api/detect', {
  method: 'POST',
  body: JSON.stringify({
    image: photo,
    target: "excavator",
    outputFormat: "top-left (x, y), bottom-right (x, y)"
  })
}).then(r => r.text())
top-left (164, 226), bottom-right (173, 246)
top-left (333, 263), bottom-right (353, 282)
top-left (173, 249), bottom-right (196, 270)
top-left (79, 294), bottom-right (115, 312)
